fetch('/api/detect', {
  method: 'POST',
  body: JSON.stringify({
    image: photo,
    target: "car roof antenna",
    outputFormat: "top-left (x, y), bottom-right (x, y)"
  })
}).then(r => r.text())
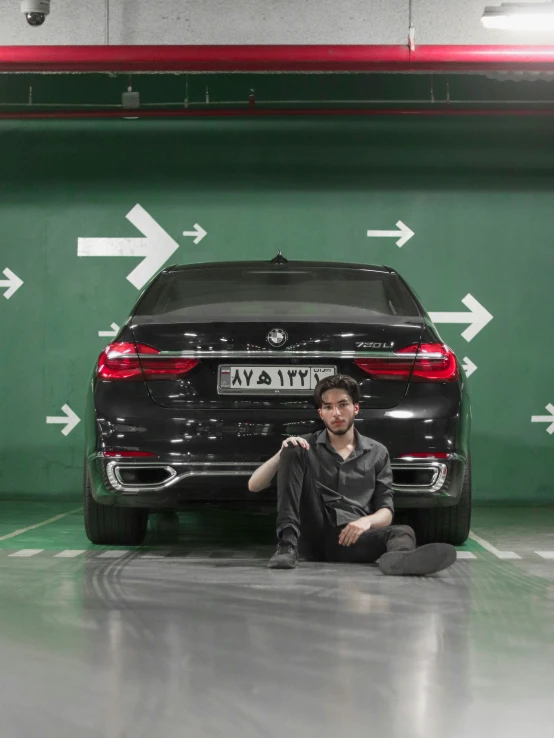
top-left (270, 251), bottom-right (288, 264)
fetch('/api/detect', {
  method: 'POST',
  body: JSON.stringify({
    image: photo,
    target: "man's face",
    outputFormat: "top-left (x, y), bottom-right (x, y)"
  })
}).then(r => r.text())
top-left (318, 388), bottom-right (359, 437)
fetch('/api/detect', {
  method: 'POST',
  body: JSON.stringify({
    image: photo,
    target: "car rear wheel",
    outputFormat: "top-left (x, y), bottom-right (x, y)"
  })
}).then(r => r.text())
top-left (407, 455), bottom-right (472, 546)
top-left (84, 458), bottom-right (148, 546)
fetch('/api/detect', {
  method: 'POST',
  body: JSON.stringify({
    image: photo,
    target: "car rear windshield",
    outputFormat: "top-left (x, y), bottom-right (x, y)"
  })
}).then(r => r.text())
top-left (133, 267), bottom-right (420, 321)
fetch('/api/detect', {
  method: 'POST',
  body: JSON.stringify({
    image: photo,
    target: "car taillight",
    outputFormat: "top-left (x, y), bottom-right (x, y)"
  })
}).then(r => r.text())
top-left (354, 343), bottom-right (458, 382)
top-left (96, 342), bottom-right (199, 381)
top-left (354, 353), bottom-right (414, 381)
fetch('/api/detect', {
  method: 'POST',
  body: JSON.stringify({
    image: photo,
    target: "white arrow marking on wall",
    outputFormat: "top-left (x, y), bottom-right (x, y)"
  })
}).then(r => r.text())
top-left (183, 224), bottom-right (207, 245)
top-left (531, 403), bottom-right (554, 434)
top-left (78, 204), bottom-right (207, 290)
top-left (98, 322), bottom-right (120, 338)
top-left (461, 357), bottom-right (477, 377)
top-left (367, 220), bottom-right (414, 248)
top-left (46, 404), bottom-right (81, 437)
top-left (429, 294), bottom-right (493, 342)
top-left (0, 268), bottom-right (23, 299)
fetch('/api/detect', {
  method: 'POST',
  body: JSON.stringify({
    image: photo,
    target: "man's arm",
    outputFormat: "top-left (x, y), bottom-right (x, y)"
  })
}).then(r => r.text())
top-left (370, 447), bottom-right (394, 521)
top-left (248, 436), bottom-right (311, 492)
top-left (248, 451), bottom-right (280, 492)
top-left (338, 448), bottom-right (394, 545)
top-left (362, 506), bottom-right (393, 529)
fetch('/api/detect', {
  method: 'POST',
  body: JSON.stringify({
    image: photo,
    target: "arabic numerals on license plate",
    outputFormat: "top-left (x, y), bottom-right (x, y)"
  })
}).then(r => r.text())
top-left (261, 368), bottom-right (310, 389)
top-left (222, 365), bottom-right (335, 392)
top-left (310, 367), bottom-right (335, 387)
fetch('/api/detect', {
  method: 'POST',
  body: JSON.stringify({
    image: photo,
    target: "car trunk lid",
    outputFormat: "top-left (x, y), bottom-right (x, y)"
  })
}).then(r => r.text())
top-left (130, 317), bottom-right (424, 409)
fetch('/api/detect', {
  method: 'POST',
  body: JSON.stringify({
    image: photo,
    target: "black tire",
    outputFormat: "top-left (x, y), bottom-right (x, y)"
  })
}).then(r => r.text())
top-left (407, 455), bottom-right (472, 546)
top-left (84, 458), bottom-right (148, 546)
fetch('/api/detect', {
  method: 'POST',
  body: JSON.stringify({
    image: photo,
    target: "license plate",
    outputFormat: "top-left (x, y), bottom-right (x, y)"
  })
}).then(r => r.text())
top-left (218, 365), bottom-right (336, 394)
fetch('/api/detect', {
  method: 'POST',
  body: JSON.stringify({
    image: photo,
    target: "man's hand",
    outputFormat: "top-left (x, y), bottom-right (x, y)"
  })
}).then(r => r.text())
top-left (338, 517), bottom-right (372, 546)
top-left (281, 437), bottom-right (310, 452)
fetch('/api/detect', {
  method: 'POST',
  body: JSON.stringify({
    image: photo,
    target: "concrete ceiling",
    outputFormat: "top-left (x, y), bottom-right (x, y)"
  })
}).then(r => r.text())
top-left (2, 0), bottom-right (554, 46)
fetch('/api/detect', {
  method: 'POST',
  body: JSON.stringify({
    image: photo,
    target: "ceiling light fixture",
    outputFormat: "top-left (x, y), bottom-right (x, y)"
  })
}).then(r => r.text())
top-left (482, 2), bottom-right (554, 29)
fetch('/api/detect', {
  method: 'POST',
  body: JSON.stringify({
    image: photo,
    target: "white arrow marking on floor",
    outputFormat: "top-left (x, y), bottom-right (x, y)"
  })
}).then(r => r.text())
top-left (182, 224), bottom-right (207, 245)
top-left (0, 268), bottom-right (23, 299)
top-left (531, 403), bottom-right (554, 434)
top-left (462, 357), bottom-right (477, 377)
top-left (98, 322), bottom-right (120, 337)
top-left (429, 294), bottom-right (493, 342)
top-left (78, 205), bottom-right (205, 290)
top-left (46, 404), bottom-right (80, 436)
top-left (456, 551), bottom-right (477, 559)
top-left (367, 220), bottom-right (414, 247)
top-left (469, 531), bottom-right (521, 559)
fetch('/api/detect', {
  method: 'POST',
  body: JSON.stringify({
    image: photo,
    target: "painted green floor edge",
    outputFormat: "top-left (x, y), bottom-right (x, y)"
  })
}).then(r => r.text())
top-left (0, 502), bottom-right (493, 552)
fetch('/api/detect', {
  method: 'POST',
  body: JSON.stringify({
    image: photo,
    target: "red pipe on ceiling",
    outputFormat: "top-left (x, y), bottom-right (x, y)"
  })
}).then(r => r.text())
top-left (2, 45), bottom-right (554, 73)
top-left (0, 109), bottom-right (553, 119)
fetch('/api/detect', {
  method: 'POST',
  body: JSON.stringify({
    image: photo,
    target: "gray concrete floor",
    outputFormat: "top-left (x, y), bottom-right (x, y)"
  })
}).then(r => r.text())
top-left (0, 504), bottom-right (553, 738)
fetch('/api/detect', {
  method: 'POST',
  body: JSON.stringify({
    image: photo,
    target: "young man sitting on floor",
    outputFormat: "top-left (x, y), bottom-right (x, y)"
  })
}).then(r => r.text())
top-left (248, 374), bottom-right (457, 576)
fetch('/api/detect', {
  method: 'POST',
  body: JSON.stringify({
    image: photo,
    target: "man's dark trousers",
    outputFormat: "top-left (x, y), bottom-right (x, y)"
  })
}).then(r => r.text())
top-left (276, 445), bottom-right (417, 562)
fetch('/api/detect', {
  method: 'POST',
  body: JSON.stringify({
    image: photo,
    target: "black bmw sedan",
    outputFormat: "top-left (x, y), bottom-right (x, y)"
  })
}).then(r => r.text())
top-left (84, 256), bottom-right (471, 546)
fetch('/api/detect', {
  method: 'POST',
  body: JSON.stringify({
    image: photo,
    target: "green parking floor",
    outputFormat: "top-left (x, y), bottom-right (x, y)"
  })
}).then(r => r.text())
top-left (0, 502), bottom-right (279, 551)
top-left (1, 502), bottom-right (553, 559)
top-left (0, 503), bottom-right (552, 738)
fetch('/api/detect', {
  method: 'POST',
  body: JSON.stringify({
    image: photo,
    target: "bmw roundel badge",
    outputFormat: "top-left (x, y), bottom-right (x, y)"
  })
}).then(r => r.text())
top-left (267, 328), bottom-right (288, 348)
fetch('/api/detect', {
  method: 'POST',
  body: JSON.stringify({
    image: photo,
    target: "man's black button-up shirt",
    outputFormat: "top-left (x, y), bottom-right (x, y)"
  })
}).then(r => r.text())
top-left (303, 428), bottom-right (394, 526)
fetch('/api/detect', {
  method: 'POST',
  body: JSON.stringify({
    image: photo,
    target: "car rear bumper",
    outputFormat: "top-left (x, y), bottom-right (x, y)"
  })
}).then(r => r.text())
top-left (86, 378), bottom-right (470, 511)
top-left (88, 452), bottom-right (466, 510)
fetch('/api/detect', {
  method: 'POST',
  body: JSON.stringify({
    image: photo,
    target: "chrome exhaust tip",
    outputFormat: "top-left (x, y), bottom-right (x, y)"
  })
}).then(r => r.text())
top-left (391, 461), bottom-right (448, 492)
top-left (106, 462), bottom-right (177, 490)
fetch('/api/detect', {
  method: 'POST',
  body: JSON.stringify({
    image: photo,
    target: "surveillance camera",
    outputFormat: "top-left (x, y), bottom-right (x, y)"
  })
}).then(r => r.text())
top-left (21, 0), bottom-right (50, 26)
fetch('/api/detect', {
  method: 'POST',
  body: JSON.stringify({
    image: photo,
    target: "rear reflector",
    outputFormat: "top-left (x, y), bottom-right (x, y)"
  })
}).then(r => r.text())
top-left (355, 343), bottom-right (458, 382)
top-left (97, 342), bottom-right (199, 381)
top-left (103, 450), bottom-right (158, 458)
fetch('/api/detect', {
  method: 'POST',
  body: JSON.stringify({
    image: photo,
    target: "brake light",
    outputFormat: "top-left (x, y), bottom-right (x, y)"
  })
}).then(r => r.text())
top-left (103, 450), bottom-right (158, 458)
top-left (355, 343), bottom-right (458, 382)
top-left (354, 354), bottom-right (414, 381)
top-left (96, 342), bottom-right (199, 381)
top-left (410, 343), bottom-right (458, 382)
top-left (97, 342), bottom-right (143, 380)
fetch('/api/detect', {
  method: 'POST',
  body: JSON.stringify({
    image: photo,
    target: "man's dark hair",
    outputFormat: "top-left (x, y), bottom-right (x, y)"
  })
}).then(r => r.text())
top-left (313, 374), bottom-right (361, 408)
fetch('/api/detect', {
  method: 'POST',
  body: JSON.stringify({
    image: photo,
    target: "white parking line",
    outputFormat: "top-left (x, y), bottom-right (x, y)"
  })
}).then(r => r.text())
top-left (54, 550), bottom-right (86, 558)
top-left (469, 531), bottom-right (522, 559)
top-left (2, 548), bottom-right (550, 562)
top-left (0, 507), bottom-right (82, 541)
top-left (9, 549), bottom-right (44, 557)
top-left (97, 550), bottom-right (130, 558)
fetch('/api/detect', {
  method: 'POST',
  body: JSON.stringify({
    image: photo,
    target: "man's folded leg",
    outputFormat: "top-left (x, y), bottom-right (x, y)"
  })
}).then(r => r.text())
top-left (371, 524), bottom-right (455, 575)
top-left (323, 523), bottom-right (392, 564)
top-left (326, 523), bottom-right (456, 576)
top-left (269, 446), bottom-right (327, 570)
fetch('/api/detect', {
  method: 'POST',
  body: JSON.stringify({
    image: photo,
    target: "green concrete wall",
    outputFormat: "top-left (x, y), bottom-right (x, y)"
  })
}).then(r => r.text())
top-left (0, 115), bottom-right (553, 502)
